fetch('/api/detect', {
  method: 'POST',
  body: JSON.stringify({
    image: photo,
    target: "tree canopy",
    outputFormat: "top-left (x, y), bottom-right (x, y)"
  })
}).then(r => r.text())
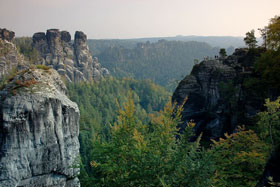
top-left (244, 29), bottom-right (257, 49)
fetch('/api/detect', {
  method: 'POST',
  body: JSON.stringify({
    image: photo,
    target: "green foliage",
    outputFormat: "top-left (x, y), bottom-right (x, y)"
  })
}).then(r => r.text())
top-left (36, 64), bottom-right (51, 71)
top-left (219, 48), bottom-right (227, 58)
top-left (88, 98), bottom-right (215, 186)
top-left (95, 40), bottom-right (219, 91)
top-left (265, 16), bottom-right (280, 50)
top-left (256, 97), bottom-right (280, 150)
top-left (13, 37), bottom-right (39, 64)
top-left (258, 15), bottom-right (280, 50)
top-left (248, 16), bottom-right (280, 94)
top-left (211, 126), bottom-right (269, 187)
top-left (83, 97), bottom-right (271, 186)
top-left (255, 48), bottom-right (280, 91)
top-left (66, 77), bottom-right (170, 184)
top-left (244, 30), bottom-right (257, 49)
top-left (67, 77), bottom-right (170, 132)
top-left (69, 77), bottom-right (276, 186)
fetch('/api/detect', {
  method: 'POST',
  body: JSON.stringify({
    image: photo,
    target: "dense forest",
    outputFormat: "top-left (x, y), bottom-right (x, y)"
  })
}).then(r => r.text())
top-left (92, 40), bottom-right (222, 90)
top-left (66, 77), bottom-right (170, 183)
top-left (87, 35), bottom-right (245, 56)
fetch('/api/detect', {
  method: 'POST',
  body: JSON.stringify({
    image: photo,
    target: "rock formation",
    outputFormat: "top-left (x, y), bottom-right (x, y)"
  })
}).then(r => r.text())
top-left (0, 68), bottom-right (80, 186)
top-left (0, 28), bottom-right (25, 78)
top-left (32, 29), bottom-right (109, 82)
top-left (172, 48), bottom-right (265, 139)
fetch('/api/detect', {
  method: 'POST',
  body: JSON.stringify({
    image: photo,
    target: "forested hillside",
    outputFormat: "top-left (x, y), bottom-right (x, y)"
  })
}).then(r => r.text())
top-left (77, 15), bottom-right (280, 186)
top-left (87, 35), bottom-right (245, 56)
top-left (66, 77), bottom-right (170, 184)
top-left (93, 40), bottom-right (221, 90)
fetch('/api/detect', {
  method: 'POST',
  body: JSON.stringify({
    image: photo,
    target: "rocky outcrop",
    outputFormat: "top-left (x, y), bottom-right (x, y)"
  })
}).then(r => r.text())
top-left (0, 68), bottom-right (80, 186)
top-left (0, 29), bottom-right (15, 42)
top-left (172, 48), bottom-right (264, 139)
top-left (32, 29), bottom-right (109, 82)
top-left (0, 28), bottom-right (25, 78)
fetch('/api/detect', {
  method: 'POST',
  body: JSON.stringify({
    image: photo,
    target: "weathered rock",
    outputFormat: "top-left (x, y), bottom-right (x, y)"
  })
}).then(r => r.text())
top-left (32, 32), bottom-right (46, 43)
top-left (172, 48), bottom-right (264, 139)
top-left (0, 28), bottom-right (26, 79)
top-left (33, 29), bottom-right (109, 82)
top-left (60, 31), bottom-right (71, 43)
top-left (0, 68), bottom-right (80, 187)
top-left (74, 31), bottom-right (87, 44)
top-left (0, 28), bottom-right (15, 42)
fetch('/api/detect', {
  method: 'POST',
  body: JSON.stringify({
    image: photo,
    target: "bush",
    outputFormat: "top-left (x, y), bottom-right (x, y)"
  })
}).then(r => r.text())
top-left (211, 126), bottom-right (269, 187)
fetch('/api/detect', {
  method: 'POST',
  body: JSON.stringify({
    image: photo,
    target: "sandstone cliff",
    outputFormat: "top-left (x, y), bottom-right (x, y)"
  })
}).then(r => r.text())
top-left (32, 29), bottom-right (109, 82)
top-left (0, 67), bottom-right (80, 186)
top-left (0, 28), bottom-right (26, 78)
top-left (172, 49), bottom-right (265, 139)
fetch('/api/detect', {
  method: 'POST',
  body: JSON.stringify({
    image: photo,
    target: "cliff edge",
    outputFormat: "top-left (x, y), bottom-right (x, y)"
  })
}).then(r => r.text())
top-left (0, 67), bottom-right (80, 186)
top-left (172, 48), bottom-right (265, 139)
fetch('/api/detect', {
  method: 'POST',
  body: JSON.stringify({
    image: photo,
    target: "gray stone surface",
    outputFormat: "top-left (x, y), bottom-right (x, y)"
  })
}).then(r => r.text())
top-left (172, 48), bottom-right (263, 139)
top-left (33, 29), bottom-right (109, 82)
top-left (0, 28), bottom-right (26, 79)
top-left (0, 28), bottom-right (15, 42)
top-left (0, 68), bottom-right (80, 187)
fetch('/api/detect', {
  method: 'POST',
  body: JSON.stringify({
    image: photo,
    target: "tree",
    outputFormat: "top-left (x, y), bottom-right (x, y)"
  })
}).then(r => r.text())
top-left (244, 29), bottom-right (257, 49)
top-left (193, 58), bottom-right (199, 65)
top-left (211, 126), bottom-right (269, 187)
top-left (219, 48), bottom-right (227, 58)
top-left (258, 27), bottom-right (268, 48)
top-left (259, 15), bottom-right (280, 50)
top-left (256, 97), bottom-right (280, 150)
top-left (266, 16), bottom-right (280, 50)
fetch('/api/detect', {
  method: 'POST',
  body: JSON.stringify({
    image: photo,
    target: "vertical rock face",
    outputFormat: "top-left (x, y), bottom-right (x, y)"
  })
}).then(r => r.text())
top-left (172, 49), bottom-right (264, 139)
top-left (0, 28), bottom-right (25, 78)
top-left (32, 29), bottom-right (109, 82)
top-left (0, 68), bottom-right (80, 186)
top-left (172, 60), bottom-right (236, 139)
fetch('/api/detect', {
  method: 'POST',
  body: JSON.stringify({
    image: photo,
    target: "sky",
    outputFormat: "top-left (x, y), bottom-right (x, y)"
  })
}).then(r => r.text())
top-left (0, 0), bottom-right (279, 39)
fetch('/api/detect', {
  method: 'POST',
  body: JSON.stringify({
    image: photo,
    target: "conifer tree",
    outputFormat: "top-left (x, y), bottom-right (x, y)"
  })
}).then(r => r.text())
top-left (244, 29), bottom-right (257, 49)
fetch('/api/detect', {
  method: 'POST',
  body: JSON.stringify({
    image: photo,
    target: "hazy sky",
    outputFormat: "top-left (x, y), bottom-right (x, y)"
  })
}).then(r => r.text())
top-left (0, 0), bottom-right (279, 39)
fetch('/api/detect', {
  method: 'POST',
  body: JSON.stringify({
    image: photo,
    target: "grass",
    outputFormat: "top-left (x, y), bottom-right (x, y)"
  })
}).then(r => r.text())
top-left (36, 64), bottom-right (51, 71)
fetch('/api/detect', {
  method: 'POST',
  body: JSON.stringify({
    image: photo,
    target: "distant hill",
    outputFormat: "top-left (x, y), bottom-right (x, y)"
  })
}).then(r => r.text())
top-left (87, 35), bottom-right (246, 56)
top-left (89, 40), bottom-right (223, 91)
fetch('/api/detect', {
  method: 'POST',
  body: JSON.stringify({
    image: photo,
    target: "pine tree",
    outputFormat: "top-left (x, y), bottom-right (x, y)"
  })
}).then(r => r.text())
top-left (244, 29), bottom-right (257, 49)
